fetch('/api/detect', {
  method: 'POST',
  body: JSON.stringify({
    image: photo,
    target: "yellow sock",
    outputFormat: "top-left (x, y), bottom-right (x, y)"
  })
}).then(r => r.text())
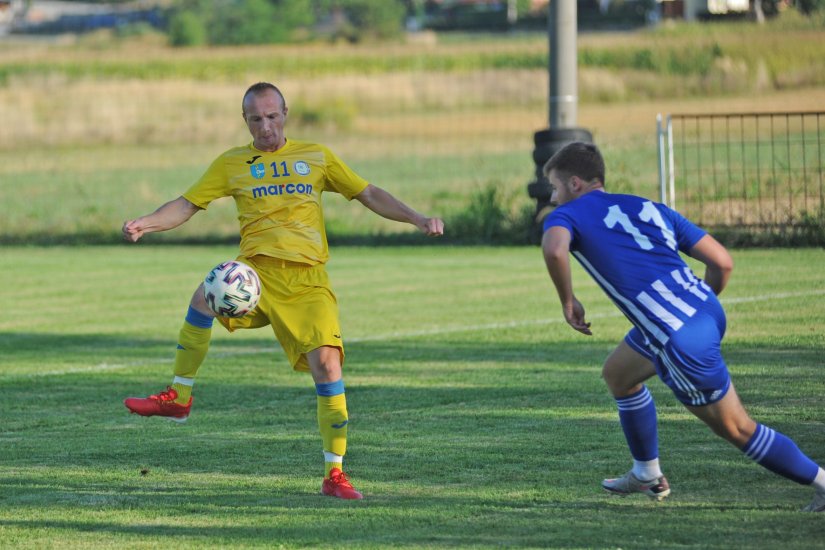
top-left (171, 314), bottom-right (212, 405)
top-left (171, 378), bottom-right (193, 403)
top-left (317, 391), bottom-right (348, 475)
top-left (325, 457), bottom-right (343, 478)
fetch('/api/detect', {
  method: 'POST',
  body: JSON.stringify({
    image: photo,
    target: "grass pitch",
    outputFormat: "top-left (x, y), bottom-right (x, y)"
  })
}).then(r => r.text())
top-left (0, 245), bottom-right (823, 549)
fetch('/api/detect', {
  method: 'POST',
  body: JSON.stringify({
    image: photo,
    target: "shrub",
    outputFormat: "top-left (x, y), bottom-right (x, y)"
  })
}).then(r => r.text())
top-left (167, 11), bottom-right (207, 46)
top-left (167, 0), bottom-right (315, 46)
top-left (795, 0), bottom-right (825, 14)
top-left (797, 208), bottom-right (825, 245)
top-left (211, 0), bottom-right (276, 45)
top-left (447, 183), bottom-right (534, 245)
top-left (331, 0), bottom-right (406, 41)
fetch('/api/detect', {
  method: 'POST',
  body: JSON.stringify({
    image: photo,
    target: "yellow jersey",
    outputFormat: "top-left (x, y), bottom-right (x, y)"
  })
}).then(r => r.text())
top-left (183, 139), bottom-right (369, 265)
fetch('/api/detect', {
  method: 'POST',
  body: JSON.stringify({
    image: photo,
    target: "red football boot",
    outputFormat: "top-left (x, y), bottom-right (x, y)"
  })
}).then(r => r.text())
top-left (321, 468), bottom-right (363, 500)
top-left (124, 386), bottom-right (192, 423)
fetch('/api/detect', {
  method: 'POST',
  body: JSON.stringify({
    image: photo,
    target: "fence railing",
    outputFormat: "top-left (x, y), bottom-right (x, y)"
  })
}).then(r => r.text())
top-left (657, 111), bottom-right (825, 236)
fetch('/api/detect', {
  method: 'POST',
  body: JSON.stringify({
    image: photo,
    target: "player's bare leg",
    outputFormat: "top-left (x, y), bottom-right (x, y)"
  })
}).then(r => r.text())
top-left (687, 384), bottom-right (825, 511)
top-left (309, 346), bottom-right (362, 500)
top-left (685, 383), bottom-right (755, 447)
top-left (602, 341), bottom-right (657, 398)
top-left (601, 342), bottom-right (669, 499)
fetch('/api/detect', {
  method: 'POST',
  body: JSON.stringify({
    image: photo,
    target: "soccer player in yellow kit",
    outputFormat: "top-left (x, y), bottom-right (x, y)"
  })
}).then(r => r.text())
top-left (122, 82), bottom-right (444, 499)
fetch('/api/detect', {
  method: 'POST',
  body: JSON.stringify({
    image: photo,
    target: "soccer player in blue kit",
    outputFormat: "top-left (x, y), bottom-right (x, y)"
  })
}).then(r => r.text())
top-left (540, 141), bottom-right (825, 512)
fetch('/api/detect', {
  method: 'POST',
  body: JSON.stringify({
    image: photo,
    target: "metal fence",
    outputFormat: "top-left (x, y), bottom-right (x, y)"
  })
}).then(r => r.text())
top-left (657, 111), bottom-right (825, 235)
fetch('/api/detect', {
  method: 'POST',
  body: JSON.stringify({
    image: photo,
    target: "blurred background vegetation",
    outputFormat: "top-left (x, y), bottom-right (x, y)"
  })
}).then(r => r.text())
top-left (1, 1), bottom-right (823, 245)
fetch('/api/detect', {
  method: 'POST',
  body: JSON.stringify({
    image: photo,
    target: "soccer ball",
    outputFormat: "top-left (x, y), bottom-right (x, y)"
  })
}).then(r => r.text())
top-left (203, 260), bottom-right (262, 318)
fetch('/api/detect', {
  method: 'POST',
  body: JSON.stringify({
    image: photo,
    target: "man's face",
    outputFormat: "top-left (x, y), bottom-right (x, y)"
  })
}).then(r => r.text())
top-left (548, 169), bottom-right (576, 206)
top-left (243, 90), bottom-right (288, 152)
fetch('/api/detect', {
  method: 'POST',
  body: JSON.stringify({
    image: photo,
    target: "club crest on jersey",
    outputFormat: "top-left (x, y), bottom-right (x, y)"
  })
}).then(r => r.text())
top-left (250, 163), bottom-right (266, 179)
top-left (294, 161), bottom-right (310, 176)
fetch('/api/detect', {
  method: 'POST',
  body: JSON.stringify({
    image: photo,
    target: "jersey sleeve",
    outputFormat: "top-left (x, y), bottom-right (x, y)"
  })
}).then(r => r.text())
top-left (321, 146), bottom-right (369, 200)
top-left (543, 207), bottom-right (575, 236)
top-left (665, 206), bottom-right (707, 252)
top-left (182, 154), bottom-right (230, 209)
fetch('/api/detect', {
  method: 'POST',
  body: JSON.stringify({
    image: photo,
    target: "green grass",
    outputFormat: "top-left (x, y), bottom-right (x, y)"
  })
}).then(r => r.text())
top-left (4, 14), bottom-right (825, 88)
top-left (1, 245), bottom-right (824, 548)
top-left (0, 138), bottom-right (661, 244)
top-left (3, 20), bottom-right (824, 245)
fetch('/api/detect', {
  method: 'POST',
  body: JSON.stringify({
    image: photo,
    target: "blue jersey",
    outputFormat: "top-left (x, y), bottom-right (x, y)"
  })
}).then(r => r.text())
top-left (544, 191), bottom-right (714, 352)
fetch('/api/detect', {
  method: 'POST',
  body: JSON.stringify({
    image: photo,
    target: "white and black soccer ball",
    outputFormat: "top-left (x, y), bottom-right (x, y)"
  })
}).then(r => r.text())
top-left (203, 260), bottom-right (262, 318)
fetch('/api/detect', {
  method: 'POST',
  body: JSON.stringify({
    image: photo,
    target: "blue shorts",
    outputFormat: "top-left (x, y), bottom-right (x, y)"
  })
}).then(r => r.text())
top-left (625, 299), bottom-right (730, 407)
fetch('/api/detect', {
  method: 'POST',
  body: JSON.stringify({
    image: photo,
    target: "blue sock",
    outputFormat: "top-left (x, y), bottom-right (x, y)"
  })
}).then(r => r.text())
top-left (185, 306), bottom-right (214, 328)
top-left (616, 386), bottom-right (659, 462)
top-left (743, 424), bottom-right (819, 485)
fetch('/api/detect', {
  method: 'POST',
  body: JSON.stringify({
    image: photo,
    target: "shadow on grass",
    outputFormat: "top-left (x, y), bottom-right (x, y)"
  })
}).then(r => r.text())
top-left (1, 331), bottom-right (823, 547)
top-left (0, 330), bottom-right (599, 361)
top-left (1, 467), bottom-right (822, 548)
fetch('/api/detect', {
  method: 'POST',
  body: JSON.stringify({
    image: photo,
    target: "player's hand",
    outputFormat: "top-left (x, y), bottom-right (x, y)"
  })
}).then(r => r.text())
top-left (419, 217), bottom-right (444, 237)
top-left (122, 219), bottom-right (145, 243)
top-left (563, 297), bottom-right (592, 335)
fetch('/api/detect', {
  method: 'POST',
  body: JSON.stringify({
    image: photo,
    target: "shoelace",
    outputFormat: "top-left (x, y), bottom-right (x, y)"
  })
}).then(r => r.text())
top-left (151, 386), bottom-right (178, 402)
top-left (330, 472), bottom-right (354, 487)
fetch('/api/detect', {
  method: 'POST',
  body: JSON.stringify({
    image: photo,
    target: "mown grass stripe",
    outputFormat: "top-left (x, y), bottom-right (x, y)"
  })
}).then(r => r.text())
top-left (5, 288), bottom-right (822, 380)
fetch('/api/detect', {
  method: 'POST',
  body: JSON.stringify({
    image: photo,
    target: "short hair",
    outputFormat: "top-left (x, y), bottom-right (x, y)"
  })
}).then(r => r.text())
top-left (543, 141), bottom-right (605, 185)
top-left (242, 82), bottom-right (287, 114)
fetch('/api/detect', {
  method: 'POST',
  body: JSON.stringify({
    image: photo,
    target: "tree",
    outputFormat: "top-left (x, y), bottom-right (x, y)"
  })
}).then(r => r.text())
top-left (168, 10), bottom-right (207, 46)
top-left (752, 0), bottom-right (765, 23)
top-left (796, 0), bottom-right (825, 14)
top-left (314, 0), bottom-right (406, 41)
top-left (166, 0), bottom-right (315, 46)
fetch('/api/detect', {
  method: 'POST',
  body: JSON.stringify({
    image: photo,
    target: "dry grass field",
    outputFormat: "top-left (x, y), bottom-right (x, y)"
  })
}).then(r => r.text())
top-left (1, 24), bottom-right (823, 242)
top-left (1, 69), bottom-right (822, 161)
top-left (2, 22), bottom-right (825, 153)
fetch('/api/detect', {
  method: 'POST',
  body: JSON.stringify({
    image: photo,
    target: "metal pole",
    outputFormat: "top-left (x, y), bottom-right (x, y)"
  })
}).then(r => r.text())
top-left (549, 0), bottom-right (577, 128)
top-left (526, 0), bottom-right (593, 242)
top-left (667, 115), bottom-right (676, 208)
top-left (657, 114), bottom-right (666, 204)
top-left (507, 0), bottom-right (517, 25)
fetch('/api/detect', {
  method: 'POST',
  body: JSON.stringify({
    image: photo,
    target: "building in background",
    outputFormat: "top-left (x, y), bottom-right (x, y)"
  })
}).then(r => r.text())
top-left (4, 0), bottom-right (161, 35)
top-left (0, 0), bottom-right (24, 35)
top-left (658, 0), bottom-right (750, 20)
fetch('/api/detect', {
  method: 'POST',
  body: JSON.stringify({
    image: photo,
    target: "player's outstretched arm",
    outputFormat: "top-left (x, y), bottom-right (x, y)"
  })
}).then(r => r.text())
top-left (542, 226), bottom-right (592, 335)
top-left (354, 184), bottom-right (444, 236)
top-left (688, 234), bottom-right (734, 296)
top-left (122, 196), bottom-right (200, 243)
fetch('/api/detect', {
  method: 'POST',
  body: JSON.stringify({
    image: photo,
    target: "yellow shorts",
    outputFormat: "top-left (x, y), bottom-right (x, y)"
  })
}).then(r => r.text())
top-left (216, 255), bottom-right (344, 372)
